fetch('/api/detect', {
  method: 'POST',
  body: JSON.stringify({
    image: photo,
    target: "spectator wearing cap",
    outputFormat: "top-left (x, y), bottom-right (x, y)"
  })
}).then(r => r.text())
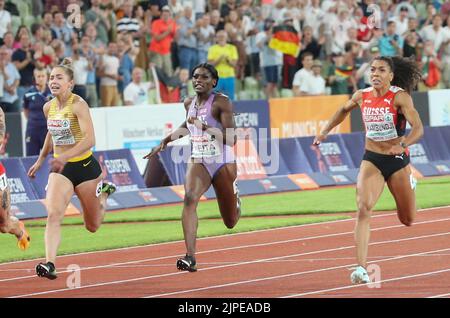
top-left (255, 18), bottom-right (282, 98)
top-left (298, 60), bottom-right (326, 96)
top-left (391, 7), bottom-right (410, 36)
top-left (378, 20), bottom-right (404, 57)
top-left (207, 30), bottom-right (238, 100)
top-left (177, 5), bottom-right (198, 74)
top-left (149, 5), bottom-right (177, 77)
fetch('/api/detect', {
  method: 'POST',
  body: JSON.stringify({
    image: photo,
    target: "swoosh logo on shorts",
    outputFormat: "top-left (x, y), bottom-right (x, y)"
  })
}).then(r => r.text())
top-left (83, 160), bottom-right (92, 167)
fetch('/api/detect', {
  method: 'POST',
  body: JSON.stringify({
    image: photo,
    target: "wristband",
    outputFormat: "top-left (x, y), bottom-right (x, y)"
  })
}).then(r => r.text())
top-left (400, 141), bottom-right (407, 149)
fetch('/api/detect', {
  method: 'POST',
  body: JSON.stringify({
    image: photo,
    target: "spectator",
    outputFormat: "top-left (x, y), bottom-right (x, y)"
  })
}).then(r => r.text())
top-left (12, 33), bottom-right (38, 110)
top-left (391, 6), bottom-right (410, 36)
top-left (0, 0), bottom-right (11, 46)
top-left (51, 11), bottom-right (75, 57)
top-left (31, 23), bottom-right (47, 46)
top-left (23, 67), bottom-right (52, 156)
top-left (118, 37), bottom-right (135, 96)
top-left (243, 7), bottom-right (264, 79)
top-left (149, 0), bottom-right (169, 20)
top-left (255, 18), bottom-right (282, 98)
top-left (45, 0), bottom-right (69, 13)
top-left (220, 0), bottom-right (237, 20)
top-left (420, 2), bottom-right (436, 28)
top-left (331, 6), bottom-right (357, 54)
top-left (84, 22), bottom-right (106, 54)
top-left (210, 9), bottom-right (224, 31)
top-left (32, 42), bottom-right (53, 70)
top-left (123, 67), bottom-right (153, 106)
top-left (2, 31), bottom-right (13, 51)
top-left (71, 41), bottom-right (89, 101)
top-left (327, 52), bottom-right (354, 95)
top-left (42, 12), bottom-right (56, 41)
top-left (299, 59), bottom-right (326, 96)
top-left (149, 5), bottom-right (177, 77)
top-left (168, 0), bottom-right (184, 19)
top-left (442, 0), bottom-right (450, 22)
top-left (420, 15), bottom-right (447, 55)
top-left (0, 46), bottom-right (20, 113)
top-left (98, 42), bottom-right (121, 107)
top-left (178, 68), bottom-right (190, 100)
top-left (280, 13), bottom-right (300, 89)
top-left (207, 30), bottom-right (238, 100)
top-left (298, 25), bottom-right (323, 69)
top-left (420, 40), bottom-right (443, 90)
top-left (304, 0), bottom-right (324, 40)
top-left (206, 0), bottom-right (221, 13)
top-left (403, 29), bottom-right (421, 59)
top-left (177, 5), bottom-right (198, 74)
top-left (117, 1), bottom-right (140, 35)
top-left (224, 10), bottom-right (247, 80)
top-left (196, 13), bottom-right (215, 64)
top-left (13, 26), bottom-right (31, 50)
top-left (356, 46), bottom-right (381, 88)
top-left (378, 20), bottom-right (404, 57)
top-left (442, 16), bottom-right (450, 88)
top-left (84, 0), bottom-right (111, 46)
top-left (80, 35), bottom-right (98, 107)
top-left (292, 52), bottom-right (313, 97)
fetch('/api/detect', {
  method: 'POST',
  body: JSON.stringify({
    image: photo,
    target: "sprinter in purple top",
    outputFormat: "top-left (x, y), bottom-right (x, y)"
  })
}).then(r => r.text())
top-left (144, 63), bottom-right (241, 272)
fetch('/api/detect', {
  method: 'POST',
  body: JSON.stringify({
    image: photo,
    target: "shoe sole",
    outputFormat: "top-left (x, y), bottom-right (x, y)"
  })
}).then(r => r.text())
top-left (36, 264), bottom-right (57, 280)
top-left (176, 259), bottom-right (197, 272)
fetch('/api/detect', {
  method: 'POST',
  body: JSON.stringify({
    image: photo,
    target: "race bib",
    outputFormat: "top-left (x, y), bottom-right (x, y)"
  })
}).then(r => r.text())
top-left (0, 173), bottom-right (7, 191)
top-left (191, 134), bottom-right (222, 158)
top-left (48, 118), bottom-right (76, 146)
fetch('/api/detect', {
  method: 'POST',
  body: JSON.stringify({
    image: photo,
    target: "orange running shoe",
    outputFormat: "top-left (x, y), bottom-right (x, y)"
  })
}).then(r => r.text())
top-left (17, 221), bottom-right (30, 251)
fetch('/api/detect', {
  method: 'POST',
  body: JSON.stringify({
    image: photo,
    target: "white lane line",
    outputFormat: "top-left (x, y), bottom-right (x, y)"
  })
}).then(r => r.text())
top-left (428, 292), bottom-right (450, 298)
top-left (2, 216), bottom-right (449, 283)
top-left (3, 204), bottom-right (449, 267)
top-left (9, 233), bottom-right (450, 298)
top-left (283, 268), bottom-right (450, 298)
top-left (143, 248), bottom-right (450, 298)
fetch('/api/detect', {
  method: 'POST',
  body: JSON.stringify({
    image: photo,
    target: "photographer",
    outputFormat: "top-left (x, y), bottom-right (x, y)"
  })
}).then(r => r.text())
top-left (378, 20), bottom-right (404, 57)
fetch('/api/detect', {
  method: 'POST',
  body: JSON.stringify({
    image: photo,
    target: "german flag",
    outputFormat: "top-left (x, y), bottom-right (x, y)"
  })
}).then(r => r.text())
top-left (335, 66), bottom-right (353, 78)
top-left (269, 25), bottom-right (300, 57)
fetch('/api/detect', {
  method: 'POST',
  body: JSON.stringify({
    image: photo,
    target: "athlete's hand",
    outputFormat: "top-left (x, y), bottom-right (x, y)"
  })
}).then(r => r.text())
top-left (143, 142), bottom-right (167, 159)
top-left (313, 133), bottom-right (327, 146)
top-left (49, 157), bottom-right (67, 174)
top-left (27, 159), bottom-right (44, 178)
top-left (388, 144), bottom-right (405, 156)
top-left (187, 117), bottom-right (207, 130)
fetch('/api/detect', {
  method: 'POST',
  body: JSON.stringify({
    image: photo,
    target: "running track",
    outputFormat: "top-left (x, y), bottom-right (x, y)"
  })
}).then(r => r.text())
top-left (0, 206), bottom-right (449, 298)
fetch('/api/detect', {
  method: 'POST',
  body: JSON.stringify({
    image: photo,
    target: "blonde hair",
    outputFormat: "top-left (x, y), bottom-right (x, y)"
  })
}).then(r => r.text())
top-left (55, 57), bottom-right (74, 80)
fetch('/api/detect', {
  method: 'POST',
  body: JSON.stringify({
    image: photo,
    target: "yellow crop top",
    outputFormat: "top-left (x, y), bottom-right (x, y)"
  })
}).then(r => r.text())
top-left (47, 94), bottom-right (91, 162)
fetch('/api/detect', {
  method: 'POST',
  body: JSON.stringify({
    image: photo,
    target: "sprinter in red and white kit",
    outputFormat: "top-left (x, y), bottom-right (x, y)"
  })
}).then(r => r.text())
top-left (313, 56), bottom-right (423, 284)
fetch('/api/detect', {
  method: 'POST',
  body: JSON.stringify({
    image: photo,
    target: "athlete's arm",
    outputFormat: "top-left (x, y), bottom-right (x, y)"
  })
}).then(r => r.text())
top-left (388, 91), bottom-right (424, 155)
top-left (313, 90), bottom-right (362, 145)
top-left (143, 99), bottom-right (190, 159)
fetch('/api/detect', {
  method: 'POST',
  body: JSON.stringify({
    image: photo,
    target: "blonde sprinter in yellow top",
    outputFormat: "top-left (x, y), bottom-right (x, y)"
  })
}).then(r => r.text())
top-left (28, 58), bottom-right (116, 280)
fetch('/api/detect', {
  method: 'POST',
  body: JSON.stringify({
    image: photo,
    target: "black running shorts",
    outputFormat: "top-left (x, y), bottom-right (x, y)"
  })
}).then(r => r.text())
top-left (363, 150), bottom-right (410, 181)
top-left (60, 155), bottom-right (102, 187)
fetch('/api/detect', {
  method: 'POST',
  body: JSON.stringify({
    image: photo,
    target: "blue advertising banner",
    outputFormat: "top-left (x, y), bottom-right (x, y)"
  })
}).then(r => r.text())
top-left (278, 138), bottom-right (314, 174)
top-left (297, 135), bottom-right (356, 173)
top-left (341, 132), bottom-right (365, 167)
top-left (95, 149), bottom-right (146, 192)
top-left (233, 100), bottom-right (271, 140)
top-left (257, 176), bottom-right (301, 193)
top-left (11, 201), bottom-right (48, 220)
top-left (1, 158), bottom-right (38, 203)
top-left (422, 126), bottom-right (450, 161)
top-left (21, 156), bottom-right (51, 199)
top-left (158, 145), bottom-right (190, 186)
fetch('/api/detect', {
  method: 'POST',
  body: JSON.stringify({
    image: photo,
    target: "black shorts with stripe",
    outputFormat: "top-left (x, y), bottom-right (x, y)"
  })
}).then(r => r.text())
top-left (363, 150), bottom-right (410, 181)
top-left (61, 155), bottom-right (102, 187)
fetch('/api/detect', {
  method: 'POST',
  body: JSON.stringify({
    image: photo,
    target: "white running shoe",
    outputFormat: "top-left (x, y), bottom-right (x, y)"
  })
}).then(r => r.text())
top-left (350, 266), bottom-right (370, 284)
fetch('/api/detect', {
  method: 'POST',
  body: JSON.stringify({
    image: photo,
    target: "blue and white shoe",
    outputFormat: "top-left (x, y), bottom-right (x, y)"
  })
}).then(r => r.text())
top-left (350, 266), bottom-right (370, 284)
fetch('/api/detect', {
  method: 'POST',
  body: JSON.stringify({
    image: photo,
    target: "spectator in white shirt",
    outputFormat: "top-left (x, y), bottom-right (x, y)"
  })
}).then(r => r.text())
top-left (299, 59), bottom-right (326, 96)
top-left (98, 42), bottom-right (121, 107)
top-left (292, 52), bottom-right (314, 97)
top-left (331, 6), bottom-right (358, 54)
top-left (71, 41), bottom-right (90, 101)
top-left (420, 14), bottom-right (447, 54)
top-left (391, 6), bottom-right (409, 36)
top-left (123, 67), bottom-right (154, 106)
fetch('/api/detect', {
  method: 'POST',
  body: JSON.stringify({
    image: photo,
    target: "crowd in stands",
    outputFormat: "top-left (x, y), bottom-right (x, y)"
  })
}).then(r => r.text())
top-left (0, 0), bottom-right (449, 111)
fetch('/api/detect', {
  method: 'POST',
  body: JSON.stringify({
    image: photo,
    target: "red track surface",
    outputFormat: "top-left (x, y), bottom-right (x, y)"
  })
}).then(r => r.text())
top-left (0, 206), bottom-right (449, 298)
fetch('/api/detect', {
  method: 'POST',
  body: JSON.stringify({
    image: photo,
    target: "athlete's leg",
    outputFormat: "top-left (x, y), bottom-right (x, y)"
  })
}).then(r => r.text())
top-left (355, 160), bottom-right (386, 268)
top-left (212, 163), bottom-right (240, 229)
top-left (182, 162), bottom-right (212, 257)
top-left (74, 175), bottom-right (107, 233)
top-left (0, 187), bottom-right (22, 237)
top-left (386, 165), bottom-right (416, 227)
top-left (45, 173), bottom-right (74, 263)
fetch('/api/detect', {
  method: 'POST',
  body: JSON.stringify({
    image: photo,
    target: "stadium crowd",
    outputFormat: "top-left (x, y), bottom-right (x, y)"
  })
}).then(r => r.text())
top-left (0, 0), bottom-right (449, 110)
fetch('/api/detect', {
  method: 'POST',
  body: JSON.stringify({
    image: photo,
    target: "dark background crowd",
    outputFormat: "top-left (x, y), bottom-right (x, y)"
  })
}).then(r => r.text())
top-left (0, 0), bottom-right (449, 111)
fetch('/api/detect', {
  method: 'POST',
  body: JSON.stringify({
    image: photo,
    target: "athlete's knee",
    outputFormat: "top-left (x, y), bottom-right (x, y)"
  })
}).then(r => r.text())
top-left (46, 210), bottom-right (64, 225)
top-left (399, 213), bottom-right (414, 227)
top-left (184, 192), bottom-right (200, 207)
top-left (85, 221), bottom-right (101, 233)
top-left (357, 202), bottom-right (372, 220)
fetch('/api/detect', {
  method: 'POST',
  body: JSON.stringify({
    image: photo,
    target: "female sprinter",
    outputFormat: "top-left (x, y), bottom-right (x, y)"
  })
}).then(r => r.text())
top-left (143, 63), bottom-right (241, 272)
top-left (0, 108), bottom-right (30, 250)
top-left (28, 58), bottom-right (116, 280)
top-left (313, 56), bottom-right (423, 284)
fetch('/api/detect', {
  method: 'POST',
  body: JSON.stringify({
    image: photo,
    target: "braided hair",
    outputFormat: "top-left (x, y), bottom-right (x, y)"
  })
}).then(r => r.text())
top-left (372, 56), bottom-right (421, 93)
